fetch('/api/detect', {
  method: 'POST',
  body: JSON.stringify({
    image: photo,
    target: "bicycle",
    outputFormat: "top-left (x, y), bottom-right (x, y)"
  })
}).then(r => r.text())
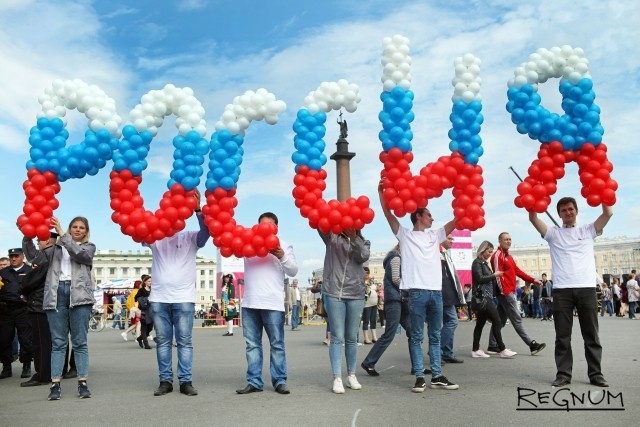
top-left (88, 312), bottom-right (105, 332)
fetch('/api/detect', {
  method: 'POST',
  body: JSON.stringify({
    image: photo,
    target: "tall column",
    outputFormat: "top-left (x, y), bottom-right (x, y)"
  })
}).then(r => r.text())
top-left (330, 113), bottom-right (355, 202)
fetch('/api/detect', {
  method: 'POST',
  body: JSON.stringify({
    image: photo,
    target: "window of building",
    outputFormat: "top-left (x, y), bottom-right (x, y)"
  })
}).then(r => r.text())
top-left (613, 268), bottom-right (618, 274)
top-left (209, 280), bottom-right (214, 289)
top-left (122, 267), bottom-right (128, 276)
top-left (201, 296), bottom-right (205, 301)
top-left (209, 296), bottom-right (214, 301)
top-left (522, 260), bottom-right (527, 267)
top-left (602, 254), bottom-right (607, 262)
top-left (200, 281), bottom-right (205, 289)
top-left (96, 267), bottom-right (103, 275)
top-left (532, 259), bottom-right (537, 266)
top-left (135, 267), bottom-right (141, 275)
top-left (200, 270), bottom-right (205, 275)
top-left (209, 269), bottom-right (214, 275)
top-left (109, 267), bottom-right (116, 275)
top-left (541, 259), bottom-right (546, 266)
top-left (603, 269), bottom-right (608, 274)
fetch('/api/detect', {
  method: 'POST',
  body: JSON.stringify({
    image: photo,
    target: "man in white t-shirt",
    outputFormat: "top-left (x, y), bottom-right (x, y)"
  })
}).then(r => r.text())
top-left (378, 183), bottom-right (458, 393)
top-left (529, 196), bottom-right (612, 388)
top-left (144, 191), bottom-right (209, 397)
top-left (235, 212), bottom-right (298, 395)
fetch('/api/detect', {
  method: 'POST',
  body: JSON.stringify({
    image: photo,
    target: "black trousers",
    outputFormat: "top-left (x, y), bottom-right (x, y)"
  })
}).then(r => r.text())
top-left (0, 305), bottom-right (33, 365)
top-left (30, 312), bottom-right (51, 382)
top-left (552, 288), bottom-right (602, 380)
top-left (472, 300), bottom-right (505, 351)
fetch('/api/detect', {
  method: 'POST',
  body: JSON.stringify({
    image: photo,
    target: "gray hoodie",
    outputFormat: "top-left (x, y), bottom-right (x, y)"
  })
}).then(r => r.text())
top-left (23, 234), bottom-right (96, 310)
top-left (320, 231), bottom-right (371, 300)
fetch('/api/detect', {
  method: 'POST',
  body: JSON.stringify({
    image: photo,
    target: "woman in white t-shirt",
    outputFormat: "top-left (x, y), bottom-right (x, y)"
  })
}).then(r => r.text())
top-left (626, 273), bottom-right (639, 319)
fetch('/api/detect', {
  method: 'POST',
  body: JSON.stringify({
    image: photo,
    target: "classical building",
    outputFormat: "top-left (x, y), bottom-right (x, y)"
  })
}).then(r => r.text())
top-left (491, 236), bottom-right (640, 283)
top-left (93, 249), bottom-right (217, 304)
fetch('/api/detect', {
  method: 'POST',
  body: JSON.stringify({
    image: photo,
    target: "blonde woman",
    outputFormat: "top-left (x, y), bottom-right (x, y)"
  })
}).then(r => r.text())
top-left (23, 216), bottom-right (95, 400)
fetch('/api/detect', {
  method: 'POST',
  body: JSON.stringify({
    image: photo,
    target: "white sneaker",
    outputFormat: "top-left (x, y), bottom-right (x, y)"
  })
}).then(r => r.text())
top-left (120, 332), bottom-right (128, 342)
top-left (346, 375), bottom-right (362, 390)
top-left (471, 349), bottom-right (490, 358)
top-left (500, 348), bottom-right (517, 358)
top-left (333, 378), bottom-right (345, 394)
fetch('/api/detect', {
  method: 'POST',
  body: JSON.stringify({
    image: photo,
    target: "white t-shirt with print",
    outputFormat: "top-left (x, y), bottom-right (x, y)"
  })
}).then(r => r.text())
top-left (146, 230), bottom-right (200, 303)
top-left (544, 223), bottom-right (597, 289)
top-left (396, 225), bottom-right (446, 291)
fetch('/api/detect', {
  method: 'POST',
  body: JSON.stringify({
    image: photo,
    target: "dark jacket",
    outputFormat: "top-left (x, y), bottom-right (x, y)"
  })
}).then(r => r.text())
top-left (0, 264), bottom-right (32, 304)
top-left (19, 262), bottom-right (49, 314)
top-left (471, 256), bottom-right (498, 300)
top-left (383, 249), bottom-right (401, 302)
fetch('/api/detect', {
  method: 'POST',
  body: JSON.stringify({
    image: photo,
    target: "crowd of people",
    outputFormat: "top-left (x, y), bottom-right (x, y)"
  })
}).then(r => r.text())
top-left (3, 190), bottom-right (637, 400)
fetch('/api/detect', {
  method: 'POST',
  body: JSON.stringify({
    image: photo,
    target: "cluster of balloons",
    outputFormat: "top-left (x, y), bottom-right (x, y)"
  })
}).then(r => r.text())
top-left (381, 35), bottom-right (412, 91)
top-left (507, 46), bottom-right (603, 150)
top-left (203, 187), bottom-right (280, 258)
top-left (514, 141), bottom-right (616, 211)
top-left (302, 80), bottom-right (360, 115)
top-left (17, 170), bottom-right (61, 240)
top-left (291, 81), bottom-right (375, 234)
top-left (378, 36), bottom-right (486, 230)
top-left (109, 85), bottom-right (208, 242)
top-left (202, 90), bottom-right (286, 257)
top-left (207, 89), bottom-right (286, 191)
top-left (508, 46), bottom-right (617, 211)
top-left (21, 80), bottom-right (122, 239)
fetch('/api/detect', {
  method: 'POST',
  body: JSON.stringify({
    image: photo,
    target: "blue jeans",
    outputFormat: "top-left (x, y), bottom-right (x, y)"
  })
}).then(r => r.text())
top-left (629, 301), bottom-right (637, 319)
top-left (325, 296), bottom-right (365, 377)
top-left (532, 299), bottom-right (542, 318)
top-left (440, 305), bottom-right (458, 359)
top-left (600, 300), bottom-right (613, 316)
top-left (362, 299), bottom-right (413, 368)
top-left (241, 308), bottom-right (287, 389)
top-left (46, 282), bottom-right (92, 379)
top-left (151, 302), bottom-right (194, 384)
top-left (291, 301), bottom-right (301, 329)
top-left (408, 289), bottom-right (443, 378)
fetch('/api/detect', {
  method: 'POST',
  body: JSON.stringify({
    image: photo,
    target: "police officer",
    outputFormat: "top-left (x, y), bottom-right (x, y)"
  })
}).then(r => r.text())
top-left (0, 248), bottom-right (33, 379)
top-left (20, 232), bottom-right (59, 386)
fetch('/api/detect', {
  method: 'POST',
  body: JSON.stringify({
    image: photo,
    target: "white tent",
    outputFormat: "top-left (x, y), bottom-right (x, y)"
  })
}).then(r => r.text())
top-left (94, 278), bottom-right (138, 312)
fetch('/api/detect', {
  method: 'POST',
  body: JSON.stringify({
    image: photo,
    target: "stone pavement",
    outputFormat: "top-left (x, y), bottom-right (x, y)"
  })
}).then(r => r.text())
top-left (1, 316), bottom-right (638, 426)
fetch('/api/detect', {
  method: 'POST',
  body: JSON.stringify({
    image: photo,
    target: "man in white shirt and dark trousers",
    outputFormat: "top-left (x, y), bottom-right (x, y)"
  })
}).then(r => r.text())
top-left (236, 212), bottom-right (298, 395)
top-left (145, 191), bottom-right (209, 397)
top-left (378, 183), bottom-right (459, 393)
top-left (529, 196), bottom-right (612, 388)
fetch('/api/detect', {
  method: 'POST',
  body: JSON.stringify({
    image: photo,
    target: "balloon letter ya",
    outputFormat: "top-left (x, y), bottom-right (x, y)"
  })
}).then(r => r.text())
top-left (201, 89), bottom-right (287, 258)
top-left (378, 35), bottom-right (486, 231)
top-left (508, 46), bottom-right (617, 211)
top-left (18, 79), bottom-right (122, 239)
top-left (291, 80), bottom-right (375, 234)
top-left (109, 84), bottom-right (208, 243)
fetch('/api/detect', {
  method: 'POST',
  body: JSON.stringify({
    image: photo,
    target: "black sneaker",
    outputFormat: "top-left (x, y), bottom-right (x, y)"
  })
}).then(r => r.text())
top-left (529, 341), bottom-right (546, 355)
top-left (48, 382), bottom-right (61, 401)
top-left (552, 376), bottom-right (571, 388)
top-left (0, 364), bottom-right (12, 379)
top-left (154, 381), bottom-right (174, 396)
top-left (430, 375), bottom-right (459, 390)
top-left (78, 381), bottom-right (91, 398)
top-left (21, 363), bottom-right (32, 378)
top-left (411, 377), bottom-right (427, 393)
top-left (486, 346), bottom-right (501, 355)
top-left (179, 381), bottom-right (198, 396)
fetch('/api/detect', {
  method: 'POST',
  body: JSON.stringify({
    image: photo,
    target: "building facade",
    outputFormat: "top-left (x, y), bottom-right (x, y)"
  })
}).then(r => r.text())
top-left (93, 249), bottom-right (217, 304)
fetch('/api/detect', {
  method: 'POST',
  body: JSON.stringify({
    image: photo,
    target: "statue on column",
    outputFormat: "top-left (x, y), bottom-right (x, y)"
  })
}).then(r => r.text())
top-left (337, 111), bottom-right (348, 139)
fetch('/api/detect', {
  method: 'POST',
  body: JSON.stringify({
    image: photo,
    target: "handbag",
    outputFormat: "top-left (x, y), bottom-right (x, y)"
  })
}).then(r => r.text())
top-left (470, 296), bottom-right (488, 312)
top-left (316, 298), bottom-right (327, 318)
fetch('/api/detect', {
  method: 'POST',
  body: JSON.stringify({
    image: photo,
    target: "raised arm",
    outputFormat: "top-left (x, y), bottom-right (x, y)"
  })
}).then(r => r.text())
top-left (378, 181), bottom-right (400, 235)
top-left (593, 204), bottom-right (613, 236)
top-left (528, 211), bottom-right (548, 238)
